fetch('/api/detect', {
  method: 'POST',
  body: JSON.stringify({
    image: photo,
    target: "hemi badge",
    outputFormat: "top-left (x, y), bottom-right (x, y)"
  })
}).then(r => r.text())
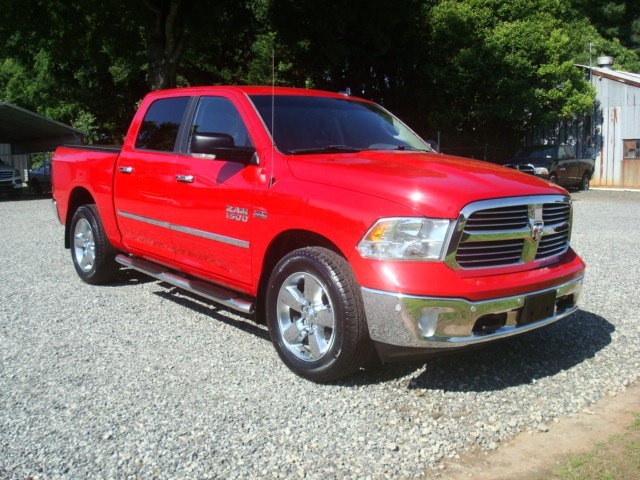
top-left (254, 210), bottom-right (268, 220)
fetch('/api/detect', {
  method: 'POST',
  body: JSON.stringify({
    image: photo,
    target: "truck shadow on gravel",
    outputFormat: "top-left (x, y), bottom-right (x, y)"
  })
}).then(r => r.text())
top-left (342, 309), bottom-right (614, 389)
top-left (399, 309), bottom-right (613, 392)
top-left (152, 284), bottom-right (271, 341)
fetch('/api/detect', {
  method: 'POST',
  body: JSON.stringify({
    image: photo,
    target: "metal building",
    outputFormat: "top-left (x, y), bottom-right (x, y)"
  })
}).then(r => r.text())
top-left (584, 59), bottom-right (640, 188)
top-left (0, 102), bottom-right (85, 184)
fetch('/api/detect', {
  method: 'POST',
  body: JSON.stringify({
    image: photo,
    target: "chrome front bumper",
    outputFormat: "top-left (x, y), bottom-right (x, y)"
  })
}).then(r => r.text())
top-left (362, 276), bottom-right (583, 352)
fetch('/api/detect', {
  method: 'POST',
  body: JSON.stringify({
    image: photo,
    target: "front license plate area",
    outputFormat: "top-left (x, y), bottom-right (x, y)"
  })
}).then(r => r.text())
top-left (519, 290), bottom-right (556, 326)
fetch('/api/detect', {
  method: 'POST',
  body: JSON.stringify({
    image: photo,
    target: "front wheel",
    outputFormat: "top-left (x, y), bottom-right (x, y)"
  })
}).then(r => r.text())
top-left (265, 247), bottom-right (373, 382)
top-left (70, 205), bottom-right (118, 285)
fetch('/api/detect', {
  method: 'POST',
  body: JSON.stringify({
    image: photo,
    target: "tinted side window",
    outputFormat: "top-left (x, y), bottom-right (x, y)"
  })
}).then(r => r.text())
top-left (190, 96), bottom-right (252, 149)
top-left (135, 97), bottom-right (190, 151)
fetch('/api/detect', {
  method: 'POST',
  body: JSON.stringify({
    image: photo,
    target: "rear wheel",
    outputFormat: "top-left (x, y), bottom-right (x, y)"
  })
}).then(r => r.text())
top-left (70, 205), bottom-right (118, 284)
top-left (265, 247), bottom-right (373, 382)
top-left (579, 172), bottom-right (590, 191)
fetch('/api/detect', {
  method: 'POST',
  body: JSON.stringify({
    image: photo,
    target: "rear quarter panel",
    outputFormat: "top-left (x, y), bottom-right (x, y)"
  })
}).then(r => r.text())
top-left (53, 146), bottom-right (123, 249)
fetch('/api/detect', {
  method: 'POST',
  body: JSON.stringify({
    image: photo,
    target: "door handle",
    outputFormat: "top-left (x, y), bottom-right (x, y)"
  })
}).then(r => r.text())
top-left (119, 166), bottom-right (134, 174)
top-left (176, 174), bottom-right (194, 183)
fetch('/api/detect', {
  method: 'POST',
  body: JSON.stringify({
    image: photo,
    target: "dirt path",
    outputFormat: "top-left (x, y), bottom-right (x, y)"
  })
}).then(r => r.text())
top-left (438, 382), bottom-right (640, 479)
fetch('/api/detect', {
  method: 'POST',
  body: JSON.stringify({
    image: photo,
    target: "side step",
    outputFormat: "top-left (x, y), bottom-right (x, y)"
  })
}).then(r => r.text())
top-left (115, 254), bottom-right (254, 315)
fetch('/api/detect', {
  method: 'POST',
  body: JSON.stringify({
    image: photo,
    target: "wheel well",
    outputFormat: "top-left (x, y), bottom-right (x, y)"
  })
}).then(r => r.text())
top-left (64, 187), bottom-right (95, 248)
top-left (255, 230), bottom-right (345, 323)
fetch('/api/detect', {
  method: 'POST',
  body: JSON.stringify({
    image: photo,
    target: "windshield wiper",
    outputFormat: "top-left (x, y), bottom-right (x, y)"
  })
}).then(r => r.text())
top-left (289, 145), bottom-right (362, 155)
top-left (394, 145), bottom-right (431, 152)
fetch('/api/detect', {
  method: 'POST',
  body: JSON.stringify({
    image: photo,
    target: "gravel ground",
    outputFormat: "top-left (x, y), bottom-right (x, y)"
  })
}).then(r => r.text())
top-left (1, 189), bottom-right (639, 479)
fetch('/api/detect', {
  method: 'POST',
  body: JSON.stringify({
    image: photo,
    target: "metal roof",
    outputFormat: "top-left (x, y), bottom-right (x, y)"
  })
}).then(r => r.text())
top-left (576, 65), bottom-right (640, 89)
top-left (0, 102), bottom-right (85, 153)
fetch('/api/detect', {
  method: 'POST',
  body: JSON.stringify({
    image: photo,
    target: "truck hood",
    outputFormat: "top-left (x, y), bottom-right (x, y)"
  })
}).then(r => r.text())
top-left (287, 151), bottom-right (565, 218)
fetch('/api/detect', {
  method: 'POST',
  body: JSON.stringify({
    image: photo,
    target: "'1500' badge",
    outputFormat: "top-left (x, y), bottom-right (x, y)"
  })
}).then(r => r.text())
top-left (226, 206), bottom-right (249, 222)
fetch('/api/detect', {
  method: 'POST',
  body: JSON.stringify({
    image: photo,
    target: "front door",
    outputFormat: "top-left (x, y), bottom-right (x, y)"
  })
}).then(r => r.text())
top-left (558, 145), bottom-right (578, 184)
top-left (171, 95), bottom-right (258, 287)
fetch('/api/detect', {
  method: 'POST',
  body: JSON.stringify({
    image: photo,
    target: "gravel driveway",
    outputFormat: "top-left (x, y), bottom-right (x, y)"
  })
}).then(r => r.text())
top-left (1, 189), bottom-right (638, 479)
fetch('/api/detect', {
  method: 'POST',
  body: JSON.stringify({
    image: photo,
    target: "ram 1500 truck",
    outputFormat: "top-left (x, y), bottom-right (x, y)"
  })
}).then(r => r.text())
top-left (504, 144), bottom-right (595, 190)
top-left (52, 86), bottom-right (586, 382)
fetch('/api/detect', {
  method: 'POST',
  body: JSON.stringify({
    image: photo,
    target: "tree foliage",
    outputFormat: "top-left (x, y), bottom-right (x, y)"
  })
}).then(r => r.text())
top-left (571, 1), bottom-right (640, 55)
top-left (0, 0), bottom-right (638, 153)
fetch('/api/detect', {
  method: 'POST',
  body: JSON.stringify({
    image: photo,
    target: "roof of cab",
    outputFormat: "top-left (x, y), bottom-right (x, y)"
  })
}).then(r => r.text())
top-left (146, 85), bottom-right (369, 101)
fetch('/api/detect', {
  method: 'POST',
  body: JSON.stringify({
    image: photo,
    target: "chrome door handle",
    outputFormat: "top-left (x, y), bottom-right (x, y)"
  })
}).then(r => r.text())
top-left (119, 166), bottom-right (134, 174)
top-left (176, 174), bottom-right (194, 183)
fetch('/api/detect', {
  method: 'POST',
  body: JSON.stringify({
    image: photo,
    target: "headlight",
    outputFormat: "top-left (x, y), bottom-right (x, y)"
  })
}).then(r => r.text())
top-left (534, 167), bottom-right (549, 175)
top-left (357, 217), bottom-right (452, 261)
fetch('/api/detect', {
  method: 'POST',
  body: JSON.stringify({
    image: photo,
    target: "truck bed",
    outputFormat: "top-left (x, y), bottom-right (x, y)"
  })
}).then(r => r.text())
top-left (52, 144), bottom-right (123, 249)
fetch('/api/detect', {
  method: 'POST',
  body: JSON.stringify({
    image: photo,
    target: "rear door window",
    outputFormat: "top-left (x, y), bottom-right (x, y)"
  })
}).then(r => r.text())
top-left (135, 97), bottom-right (190, 152)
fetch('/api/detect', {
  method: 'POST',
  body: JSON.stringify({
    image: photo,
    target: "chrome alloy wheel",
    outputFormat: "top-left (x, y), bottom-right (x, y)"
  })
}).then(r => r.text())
top-left (73, 218), bottom-right (96, 273)
top-left (276, 272), bottom-right (336, 362)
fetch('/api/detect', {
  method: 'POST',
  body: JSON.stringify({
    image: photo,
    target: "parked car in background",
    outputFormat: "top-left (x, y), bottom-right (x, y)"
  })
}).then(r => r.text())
top-left (28, 161), bottom-right (52, 194)
top-left (0, 159), bottom-right (23, 198)
top-left (504, 144), bottom-right (594, 190)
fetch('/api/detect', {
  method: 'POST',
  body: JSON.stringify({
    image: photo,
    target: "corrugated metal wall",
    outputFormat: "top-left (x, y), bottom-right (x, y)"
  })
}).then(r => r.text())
top-left (592, 75), bottom-right (640, 188)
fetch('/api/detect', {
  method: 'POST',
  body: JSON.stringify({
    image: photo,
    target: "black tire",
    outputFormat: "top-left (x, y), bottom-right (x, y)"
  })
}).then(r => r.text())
top-left (265, 247), bottom-right (373, 382)
top-left (69, 204), bottom-right (118, 285)
top-left (30, 179), bottom-right (43, 195)
top-left (549, 173), bottom-right (558, 185)
top-left (579, 172), bottom-right (590, 191)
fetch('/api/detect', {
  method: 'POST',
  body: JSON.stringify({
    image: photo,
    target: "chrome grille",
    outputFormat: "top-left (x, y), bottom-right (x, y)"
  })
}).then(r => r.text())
top-left (0, 171), bottom-right (13, 180)
top-left (447, 195), bottom-right (572, 270)
top-left (464, 205), bottom-right (528, 231)
top-left (543, 203), bottom-right (570, 224)
top-left (504, 164), bottom-right (535, 175)
top-left (536, 203), bottom-right (571, 260)
top-left (455, 239), bottom-right (525, 268)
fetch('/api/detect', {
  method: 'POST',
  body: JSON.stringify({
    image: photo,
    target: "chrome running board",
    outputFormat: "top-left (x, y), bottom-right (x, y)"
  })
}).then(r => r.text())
top-left (115, 254), bottom-right (254, 314)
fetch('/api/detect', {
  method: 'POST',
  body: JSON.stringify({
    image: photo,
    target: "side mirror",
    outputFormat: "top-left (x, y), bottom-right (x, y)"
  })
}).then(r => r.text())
top-left (191, 132), bottom-right (258, 165)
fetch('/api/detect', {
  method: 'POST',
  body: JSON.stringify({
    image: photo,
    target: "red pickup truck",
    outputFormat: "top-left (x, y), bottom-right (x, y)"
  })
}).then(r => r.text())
top-left (53, 86), bottom-right (585, 382)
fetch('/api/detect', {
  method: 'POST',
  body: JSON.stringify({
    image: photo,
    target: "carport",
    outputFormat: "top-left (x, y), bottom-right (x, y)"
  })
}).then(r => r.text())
top-left (0, 102), bottom-right (85, 181)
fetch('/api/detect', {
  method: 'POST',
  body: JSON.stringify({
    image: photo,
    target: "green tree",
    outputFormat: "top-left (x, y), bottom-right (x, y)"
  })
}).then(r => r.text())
top-left (419, 0), bottom-right (639, 148)
top-left (1, 0), bottom-right (639, 152)
top-left (0, 0), bottom-right (256, 141)
top-left (571, 1), bottom-right (640, 55)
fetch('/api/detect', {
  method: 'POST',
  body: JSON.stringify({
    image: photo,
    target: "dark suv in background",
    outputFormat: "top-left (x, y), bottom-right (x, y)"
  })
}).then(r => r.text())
top-left (28, 161), bottom-right (52, 194)
top-left (504, 144), bottom-right (594, 190)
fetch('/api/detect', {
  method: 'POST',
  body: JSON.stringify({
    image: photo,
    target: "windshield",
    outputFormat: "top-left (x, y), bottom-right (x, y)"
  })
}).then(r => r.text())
top-left (249, 95), bottom-right (432, 155)
top-left (513, 146), bottom-right (557, 159)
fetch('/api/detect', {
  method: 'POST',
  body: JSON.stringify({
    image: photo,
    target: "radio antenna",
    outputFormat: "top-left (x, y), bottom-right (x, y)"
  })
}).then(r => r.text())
top-left (270, 46), bottom-right (276, 188)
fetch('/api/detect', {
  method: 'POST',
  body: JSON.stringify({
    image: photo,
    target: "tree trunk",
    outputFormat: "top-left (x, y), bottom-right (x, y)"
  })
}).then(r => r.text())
top-left (143, 0), bottom-right (186, 90)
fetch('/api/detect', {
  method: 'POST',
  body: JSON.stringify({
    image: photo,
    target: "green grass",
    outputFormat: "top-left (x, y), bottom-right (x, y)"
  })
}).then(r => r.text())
top-left (546, 414), bottom-right (640, 480)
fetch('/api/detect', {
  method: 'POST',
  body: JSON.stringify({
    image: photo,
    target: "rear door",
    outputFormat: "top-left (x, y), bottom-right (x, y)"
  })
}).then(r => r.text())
top-left (171, 95), bottom-right (259, 287)
top-left (114, 96), bottom-right (191, 261)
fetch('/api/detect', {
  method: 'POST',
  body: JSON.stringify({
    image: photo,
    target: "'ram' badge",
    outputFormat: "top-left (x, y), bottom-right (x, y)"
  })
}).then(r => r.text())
top-left (226, 206), bottom-right (249, 222)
